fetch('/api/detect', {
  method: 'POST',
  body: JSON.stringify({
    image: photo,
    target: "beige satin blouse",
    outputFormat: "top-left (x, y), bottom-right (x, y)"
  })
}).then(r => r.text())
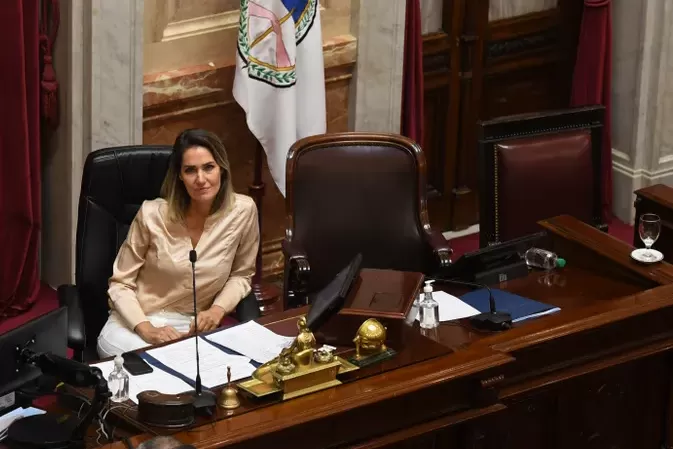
top-left (107, 193), bottom-right (259, 331)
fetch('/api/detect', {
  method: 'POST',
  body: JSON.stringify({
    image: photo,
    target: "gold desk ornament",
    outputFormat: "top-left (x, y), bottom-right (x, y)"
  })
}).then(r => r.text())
top-left (350, 318), bottom-right (397, 368)
top-left (240, 317), bottom-right (359, 400)
top-left (218, 366), bottom-right (241, 410)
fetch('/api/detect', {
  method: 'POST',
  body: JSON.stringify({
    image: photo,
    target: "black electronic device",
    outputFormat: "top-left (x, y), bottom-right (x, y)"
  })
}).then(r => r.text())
top-left (122, 351), bottom-right (154, 376)
top-left (431, 277), bottom-right (512, 332)
top-left (187, 249), bottom-right (217, 415)
top-left (0, 307), bottom-right (68, 399)
top-left (444, 232), bottom-right (546, 284)
top-left (0, 307), bottom-right (112, 449)
top-left (306, 253), bottom-right (363, 332)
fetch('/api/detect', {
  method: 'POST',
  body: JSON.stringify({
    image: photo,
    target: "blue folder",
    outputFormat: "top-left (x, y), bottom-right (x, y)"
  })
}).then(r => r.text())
top-left (460, 289), bottom-right (560, 323)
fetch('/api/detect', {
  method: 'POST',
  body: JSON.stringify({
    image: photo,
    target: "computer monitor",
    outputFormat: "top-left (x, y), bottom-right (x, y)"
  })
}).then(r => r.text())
top-left (306, 253), bottom-right (363, 332)
top-left (444, 232), bottom-right (546, 284)
top-left (0, 306), bottom-right (68, 398)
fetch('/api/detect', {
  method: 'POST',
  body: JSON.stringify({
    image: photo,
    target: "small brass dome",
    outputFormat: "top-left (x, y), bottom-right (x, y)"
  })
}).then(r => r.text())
top-left (357, 318), bottom-right (386, 342)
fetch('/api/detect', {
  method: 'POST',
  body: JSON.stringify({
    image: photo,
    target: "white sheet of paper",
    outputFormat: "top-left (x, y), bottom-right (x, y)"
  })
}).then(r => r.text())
top-left (0, 407), bottom-right (46, 434)
top-left (206, 320), bottom-right (295, 364)
top-left (91, 360), bottom-right (192, 404)
top-left (415, 291), bottom-right (480, 322)
top-left (146, 336), bottom-right (256, 388)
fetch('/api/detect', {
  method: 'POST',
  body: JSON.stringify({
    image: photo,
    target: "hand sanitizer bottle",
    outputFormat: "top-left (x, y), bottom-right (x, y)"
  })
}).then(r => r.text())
top-left (108, 355), bottom-right (130, 403)
top-left (419, 280), bottom-right (440, 329)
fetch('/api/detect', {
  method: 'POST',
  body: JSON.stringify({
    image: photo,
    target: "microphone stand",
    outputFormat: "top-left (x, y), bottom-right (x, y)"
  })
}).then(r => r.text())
top-left (189, 250), bottom-right (216, 414)
top-left (431, 277), bottom-right (512, 331)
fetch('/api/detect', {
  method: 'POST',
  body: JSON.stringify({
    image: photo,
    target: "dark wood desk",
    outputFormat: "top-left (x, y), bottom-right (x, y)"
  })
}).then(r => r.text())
top-left (78, 215), bottom-right (673, 448)
top-left (634, 184), bottom-right (673, 262)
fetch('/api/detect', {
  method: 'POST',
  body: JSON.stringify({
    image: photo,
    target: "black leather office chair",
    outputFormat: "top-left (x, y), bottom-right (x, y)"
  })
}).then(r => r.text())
top-left (58, 145), bottom-right (260, 361)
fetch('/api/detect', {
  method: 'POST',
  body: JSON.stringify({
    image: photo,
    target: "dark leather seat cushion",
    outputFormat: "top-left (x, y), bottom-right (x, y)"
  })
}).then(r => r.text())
top-left (496, 130), bottom-right (593, 241)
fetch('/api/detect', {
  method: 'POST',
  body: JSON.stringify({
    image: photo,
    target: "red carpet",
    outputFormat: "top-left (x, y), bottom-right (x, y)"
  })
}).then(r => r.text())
top-left (0, 218), bottom-right (634, 335)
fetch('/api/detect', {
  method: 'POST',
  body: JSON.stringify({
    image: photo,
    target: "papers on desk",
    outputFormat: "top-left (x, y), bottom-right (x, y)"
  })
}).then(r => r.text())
top-left (0, 407), bottom-right (45, 441)
top-left (415, 291), bottom-right (481, 322)
top-left (205, 320), bottom-right (295, 364)
top-left (91, 359), bottom-right (193, 404)
top-left (89, 322), bottom-right (295, 403)
top-left (146, 336), bottom-right (256, 388)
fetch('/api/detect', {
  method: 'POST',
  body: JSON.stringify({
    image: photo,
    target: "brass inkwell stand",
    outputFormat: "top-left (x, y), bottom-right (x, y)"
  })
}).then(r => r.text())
top-left (237, 255), bottom-right (395, 400)
top-left (240, 316), bottom-right (359, 400)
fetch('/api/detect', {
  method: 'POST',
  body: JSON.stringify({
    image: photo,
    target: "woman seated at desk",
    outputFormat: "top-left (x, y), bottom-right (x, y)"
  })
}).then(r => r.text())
top-left (97, 129), bottom-right (259, 358)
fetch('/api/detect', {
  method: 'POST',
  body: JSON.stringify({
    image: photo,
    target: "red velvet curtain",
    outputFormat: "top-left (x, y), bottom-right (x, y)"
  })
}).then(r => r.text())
top-left (570, 0), bottom-right (613, 221)
top-left (0, 0), bottom-right (42, 317)
top-left (401, 0), bottom-right (424, 147)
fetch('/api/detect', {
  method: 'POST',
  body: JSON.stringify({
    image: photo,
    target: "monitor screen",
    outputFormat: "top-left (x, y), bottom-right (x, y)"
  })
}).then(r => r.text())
top-left (306, 253), bottom-right (363, 332)
top-left (0, 307), bottom-right (68, 397)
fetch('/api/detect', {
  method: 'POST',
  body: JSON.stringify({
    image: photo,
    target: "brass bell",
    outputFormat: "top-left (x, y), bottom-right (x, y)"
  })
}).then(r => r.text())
top-left (218, 366), bottom-right (241, 410)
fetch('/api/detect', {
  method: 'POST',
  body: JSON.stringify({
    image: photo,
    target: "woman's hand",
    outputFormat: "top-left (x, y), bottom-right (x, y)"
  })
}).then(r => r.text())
top-left (135, 322), bottom-right (183, 345)
top-left (189, 306), bottom-right (226, 334)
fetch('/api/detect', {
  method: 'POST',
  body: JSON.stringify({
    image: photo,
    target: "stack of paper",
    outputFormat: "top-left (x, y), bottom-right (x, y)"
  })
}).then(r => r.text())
top-left (206, 321), bottom-right (295, 364)
top-left (146, 336), bottom-right (256, 388)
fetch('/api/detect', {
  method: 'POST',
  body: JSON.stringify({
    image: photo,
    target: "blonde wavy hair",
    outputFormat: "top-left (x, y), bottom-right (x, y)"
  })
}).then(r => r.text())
top-left (160, 128), bottom-right (235, 222)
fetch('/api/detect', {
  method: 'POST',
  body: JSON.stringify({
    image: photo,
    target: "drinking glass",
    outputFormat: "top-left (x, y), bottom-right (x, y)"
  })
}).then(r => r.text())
top-left (639, 213), bottom-right (661, 260)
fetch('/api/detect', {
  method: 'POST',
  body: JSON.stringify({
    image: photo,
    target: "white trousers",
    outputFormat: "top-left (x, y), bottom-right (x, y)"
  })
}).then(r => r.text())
top-left (97, 310), bottom-right (192, 359)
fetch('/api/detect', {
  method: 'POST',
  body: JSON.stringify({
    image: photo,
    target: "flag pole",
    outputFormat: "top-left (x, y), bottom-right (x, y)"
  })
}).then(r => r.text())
top-left (248, 140), bottom-right (281, 313)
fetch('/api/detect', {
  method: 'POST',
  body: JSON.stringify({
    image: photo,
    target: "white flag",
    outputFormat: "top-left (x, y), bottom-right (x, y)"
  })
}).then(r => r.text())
top-left (233, 0), bottom-right (326, 196)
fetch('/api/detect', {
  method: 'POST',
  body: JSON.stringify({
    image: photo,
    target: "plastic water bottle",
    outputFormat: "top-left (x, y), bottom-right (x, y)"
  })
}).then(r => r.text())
top-left (525, 248), bottom-right (566, 270)
top-left (108, 355), bottom-right (130, 403)
top-left (419, 280), bottom-right (440, 329)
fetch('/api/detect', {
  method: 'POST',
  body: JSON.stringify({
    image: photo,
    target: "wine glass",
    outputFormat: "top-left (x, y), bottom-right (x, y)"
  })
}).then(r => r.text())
top-left (639, 213), bottom-right (661, 260)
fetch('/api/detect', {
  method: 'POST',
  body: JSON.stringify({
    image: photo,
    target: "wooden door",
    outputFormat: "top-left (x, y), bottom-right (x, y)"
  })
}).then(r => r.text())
top-left (425, 0), bottom-right (584, 231)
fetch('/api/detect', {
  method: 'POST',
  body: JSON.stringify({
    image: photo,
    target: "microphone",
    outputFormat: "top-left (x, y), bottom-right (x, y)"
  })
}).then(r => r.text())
top-left (188, 249), bottom-right (216, 414)
top-left (430, 277), bottom-right (512, 331)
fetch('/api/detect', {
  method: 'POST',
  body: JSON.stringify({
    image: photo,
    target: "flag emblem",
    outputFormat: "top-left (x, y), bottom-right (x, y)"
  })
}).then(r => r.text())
top-left (237, 0), bottom-right (318, 88)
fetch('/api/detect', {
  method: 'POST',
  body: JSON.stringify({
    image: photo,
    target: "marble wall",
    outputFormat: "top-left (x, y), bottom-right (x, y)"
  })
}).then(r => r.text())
top-left (144, 0), bottom-right (352, 75)
top-left (41, 0), bottom-right (143, 286)
top-left (611, 0), bottom-right (673, 224)
top-left (348, 0), bottom-right (407, 133)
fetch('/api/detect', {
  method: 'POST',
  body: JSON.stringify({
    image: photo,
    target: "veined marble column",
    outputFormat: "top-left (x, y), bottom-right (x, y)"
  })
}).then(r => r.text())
top-left (42, 0), bottom-right (143, 285)
top-left (611, 0), bottom-right (673, 224)
top-left (348, 0), bottom-right (407, 133)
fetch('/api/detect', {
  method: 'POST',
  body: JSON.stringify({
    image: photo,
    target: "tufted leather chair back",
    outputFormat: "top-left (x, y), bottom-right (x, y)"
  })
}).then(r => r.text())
top-left (477, 106), bottom-right (605, 247)
top-left (75, 146), bottom-right (172, 344)
top-left (285, 133), bottom-right (438, 295)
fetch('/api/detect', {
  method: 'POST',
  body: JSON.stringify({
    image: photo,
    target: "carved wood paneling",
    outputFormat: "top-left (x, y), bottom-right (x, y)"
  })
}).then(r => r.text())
top-left (422, 32), bottom-right (452, 227)
top-left (422, 0), bottom-right (583, 231)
